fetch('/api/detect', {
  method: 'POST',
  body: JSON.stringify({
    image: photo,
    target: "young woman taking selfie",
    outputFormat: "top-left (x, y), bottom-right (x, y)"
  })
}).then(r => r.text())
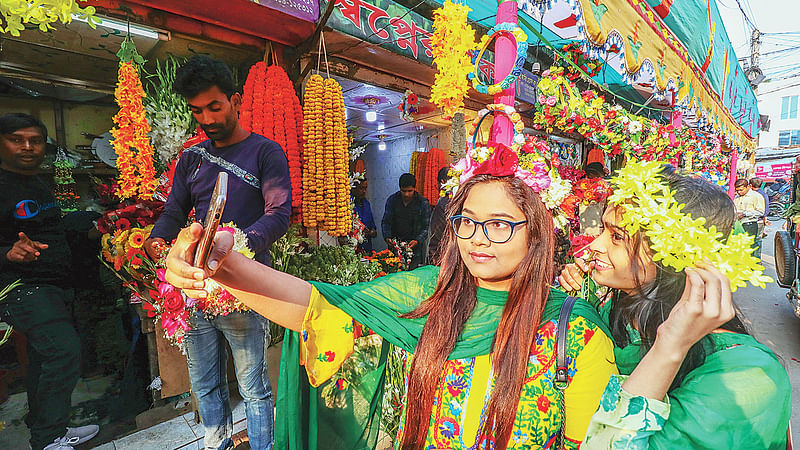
top-left (165, 144), bottom-right (617, 449)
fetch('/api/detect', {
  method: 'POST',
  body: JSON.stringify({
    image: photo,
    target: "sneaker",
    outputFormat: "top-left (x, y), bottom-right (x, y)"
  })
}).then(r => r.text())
top-left (43, 436), bottom-right (79, 450)
top-left (64, 424), bottom-right (100, 444)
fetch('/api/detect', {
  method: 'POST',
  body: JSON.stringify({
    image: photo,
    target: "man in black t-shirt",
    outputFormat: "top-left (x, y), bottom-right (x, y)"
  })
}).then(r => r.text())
top-left (382, 173), bottom-right (430, 268)
top-left (0, 114), bottom-right (99, 450)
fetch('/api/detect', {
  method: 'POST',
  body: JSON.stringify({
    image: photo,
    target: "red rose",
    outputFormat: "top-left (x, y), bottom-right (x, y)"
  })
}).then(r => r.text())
top-left (407, 93), bottom-right (419, 105)
top-left (162, 291), bottom-right (185, 314)
top-left (473, 145), bottom-right (519, 177)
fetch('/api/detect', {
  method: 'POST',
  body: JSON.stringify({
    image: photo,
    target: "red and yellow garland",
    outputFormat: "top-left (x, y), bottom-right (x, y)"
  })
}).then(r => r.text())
top-left (302, 75), bottom-right (351, 235)
top-left (239, 62), bottom-right (304, 213)
top-left (414, 148), bottom-right (447, 206)
top-left (111, 62), bottom-right (158, 200)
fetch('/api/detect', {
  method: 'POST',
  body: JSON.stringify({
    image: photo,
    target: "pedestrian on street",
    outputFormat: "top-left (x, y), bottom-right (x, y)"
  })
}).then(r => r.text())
top-left (734, 178), bottom-right (766, 257)
top-left (144, 55), bottom-right (291, 450)
top-left (381, 173), bottom-right (430, 268)
top-left (559, 163), bottom-right (791, 449)
top-left (0, 113), bottom-right (100, 450)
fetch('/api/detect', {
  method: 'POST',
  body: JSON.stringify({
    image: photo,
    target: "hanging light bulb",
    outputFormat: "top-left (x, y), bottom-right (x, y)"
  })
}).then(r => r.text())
top-left (378, 123), bottom-right (385, 131)
top-left (363, 97), bottom-right (380, 123)
top-left (378, 134), bottom-right (387, 151)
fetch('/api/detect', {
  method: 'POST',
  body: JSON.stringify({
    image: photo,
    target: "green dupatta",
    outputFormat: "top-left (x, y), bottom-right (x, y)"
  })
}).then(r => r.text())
top-left (275, 266), bottom-right (610, 449)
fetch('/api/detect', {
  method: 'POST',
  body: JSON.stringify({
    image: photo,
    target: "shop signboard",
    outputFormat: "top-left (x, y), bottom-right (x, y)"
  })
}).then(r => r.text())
top-left (515, 69), bottom-right (538, 105)
top-left (322, 0), bottom-right (434, 64)
top-left (254, 0), bottom-right (319, 22)
top-left (755, 157), bottom-right (795, 180)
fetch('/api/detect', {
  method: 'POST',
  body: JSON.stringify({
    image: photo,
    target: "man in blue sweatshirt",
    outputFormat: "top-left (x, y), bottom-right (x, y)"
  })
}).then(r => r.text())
top-left (145, 56), bottom-right (290, 450)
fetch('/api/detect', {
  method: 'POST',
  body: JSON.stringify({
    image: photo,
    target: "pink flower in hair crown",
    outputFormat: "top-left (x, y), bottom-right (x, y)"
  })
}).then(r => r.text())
top-left (516, 161), bottom-right (551, 193)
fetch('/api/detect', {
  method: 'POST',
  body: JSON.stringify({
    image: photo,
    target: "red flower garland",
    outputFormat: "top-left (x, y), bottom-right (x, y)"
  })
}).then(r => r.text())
top-left (240, 62), bottom-right (304, 214)
top-left (414, 148), bottom-right (447, 206)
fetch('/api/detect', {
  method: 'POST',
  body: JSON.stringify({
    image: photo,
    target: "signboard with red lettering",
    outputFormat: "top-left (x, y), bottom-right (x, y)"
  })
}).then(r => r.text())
top-left (755, 157), bottom-right (794, 180)
top-left (322, 0), bottom-right (434, 64)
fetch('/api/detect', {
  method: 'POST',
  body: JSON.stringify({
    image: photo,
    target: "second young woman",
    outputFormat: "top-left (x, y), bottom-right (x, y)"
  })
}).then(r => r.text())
top-left (559, 163), bottom-right (791, 448)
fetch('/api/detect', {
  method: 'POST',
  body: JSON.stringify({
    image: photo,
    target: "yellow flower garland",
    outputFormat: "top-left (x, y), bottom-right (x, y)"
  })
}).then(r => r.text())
top-left (430, 0), bottom-right (476, 118)
top-left (609, 160), bottom-right (772, 291)
top-left (302, 75), bottom-right (352, 235)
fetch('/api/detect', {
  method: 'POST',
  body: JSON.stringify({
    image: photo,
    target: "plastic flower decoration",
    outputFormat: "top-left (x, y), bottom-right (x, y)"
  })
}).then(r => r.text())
top-left (609, 160), bottom-right (772, 291)
top-left (199, 222), bottom-right (255, 316)
top-left (430, 0), bottom-right (476, 118)
top-left (111, 52), bottom-right (159, 200)
top-left (0, 0), bottom-right (99, 36)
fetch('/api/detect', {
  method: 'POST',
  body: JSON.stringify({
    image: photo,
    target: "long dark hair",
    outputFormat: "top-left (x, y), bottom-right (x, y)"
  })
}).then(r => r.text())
top-left (399, 174), bottom-right (555, 450)
top-left (609, 165), bottom-right (748, 390)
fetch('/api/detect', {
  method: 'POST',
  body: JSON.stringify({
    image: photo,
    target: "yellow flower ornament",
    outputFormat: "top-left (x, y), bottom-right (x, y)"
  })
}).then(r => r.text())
top-left (609, 160), bottom-right (772, 291)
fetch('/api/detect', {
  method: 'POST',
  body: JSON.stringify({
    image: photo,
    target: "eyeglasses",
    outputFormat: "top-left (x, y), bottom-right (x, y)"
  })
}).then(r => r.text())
top-left (449, 215), bottom-right (527, 244)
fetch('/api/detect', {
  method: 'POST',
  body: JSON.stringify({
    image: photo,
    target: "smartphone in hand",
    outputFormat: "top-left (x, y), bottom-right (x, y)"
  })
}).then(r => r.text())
top-left (194, 172), bottom-right (228, 268)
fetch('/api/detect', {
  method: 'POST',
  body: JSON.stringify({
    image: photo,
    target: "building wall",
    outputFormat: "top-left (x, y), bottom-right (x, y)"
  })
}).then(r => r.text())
top-left (757, 78), bottom-right (800, 149)
top-left (360, 130), bottom-right (443, 251)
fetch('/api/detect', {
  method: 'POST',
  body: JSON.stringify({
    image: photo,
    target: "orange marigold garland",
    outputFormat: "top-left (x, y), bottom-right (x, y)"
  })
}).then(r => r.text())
top-left (111, 60), bottom-right (158, 200)
top-left (301, 75), bottom-right (351, 235)
top-left (423, 147), bottom-right (447, 205)
top-left (239, 62), bottom-right (304, 213)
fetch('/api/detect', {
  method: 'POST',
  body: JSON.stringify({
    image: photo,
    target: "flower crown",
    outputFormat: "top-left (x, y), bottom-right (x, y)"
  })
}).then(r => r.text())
top-left (609, 160), bottom-right (772, 291)
top-left (443, 137), bottom-right (575, 229)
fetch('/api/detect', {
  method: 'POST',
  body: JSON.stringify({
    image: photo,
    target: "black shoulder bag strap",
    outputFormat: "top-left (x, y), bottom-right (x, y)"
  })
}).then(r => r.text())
top-left (554, 295), bottom-right (578, 449)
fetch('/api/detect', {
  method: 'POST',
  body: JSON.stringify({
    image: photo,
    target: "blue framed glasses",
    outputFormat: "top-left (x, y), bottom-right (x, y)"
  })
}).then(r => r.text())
top-left (449, 215), bottom-right (527, 244)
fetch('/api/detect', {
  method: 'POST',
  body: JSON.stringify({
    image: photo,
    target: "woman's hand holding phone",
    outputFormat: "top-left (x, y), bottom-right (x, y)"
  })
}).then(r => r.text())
top-left (165, 223), bottom-right (235, 298)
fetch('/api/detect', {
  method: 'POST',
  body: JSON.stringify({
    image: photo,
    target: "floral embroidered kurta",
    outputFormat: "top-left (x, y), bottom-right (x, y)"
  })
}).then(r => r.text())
top-left (301, 284), bottom-right (618, 449)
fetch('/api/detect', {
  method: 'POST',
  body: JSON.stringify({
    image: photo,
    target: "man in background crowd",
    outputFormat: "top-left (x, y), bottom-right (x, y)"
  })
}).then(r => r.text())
top-left (144, 55), bottom-right (291, 450)
top-left (352, 178), bottom-right (377, 254)
top-left (0, 113), bottom-right (99, 450)
top-left (735, 178), bottom-right (766, 258)
top-left (382, 173), bottom-right (430, 268)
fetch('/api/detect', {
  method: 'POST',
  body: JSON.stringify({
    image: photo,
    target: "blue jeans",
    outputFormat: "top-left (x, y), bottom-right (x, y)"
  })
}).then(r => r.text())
top-left (185, 310), bottom-right (274, 450)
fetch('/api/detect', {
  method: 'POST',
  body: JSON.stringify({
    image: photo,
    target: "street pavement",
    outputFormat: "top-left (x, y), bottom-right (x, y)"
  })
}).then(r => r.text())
top-left (736, 220), bottom-right (800, 442)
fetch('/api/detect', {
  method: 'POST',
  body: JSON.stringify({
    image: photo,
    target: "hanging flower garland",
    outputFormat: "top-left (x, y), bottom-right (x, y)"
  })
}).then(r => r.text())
top-left (419, 148), bottom-right (447, 206)
top-left (239, 62), bottom-right (304, 213)
top-left (533, 67), bottom-right (723, 171)
top-left (430, 0), bottom-right (476, 118)
top-left (111, 40), bottom-right (158, 200)
top-left (302, 74), bottom-right (351, 235)
top-left (409, 151), bottom-right (420, 176)
top-left (53, 151), bottom-right (79, 213)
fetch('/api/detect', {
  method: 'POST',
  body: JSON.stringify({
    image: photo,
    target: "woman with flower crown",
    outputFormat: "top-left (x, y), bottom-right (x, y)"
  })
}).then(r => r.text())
top-left (163, 141), bottom-right (617, 449)
top-left (558, 161), bottom-right (791, 448)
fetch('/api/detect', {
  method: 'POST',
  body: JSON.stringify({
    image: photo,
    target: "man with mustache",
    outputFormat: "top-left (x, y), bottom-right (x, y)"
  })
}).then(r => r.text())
top-left (0, 113), bottom-right (100, 450)
top-left (145, 55), bottom-right (291, 450)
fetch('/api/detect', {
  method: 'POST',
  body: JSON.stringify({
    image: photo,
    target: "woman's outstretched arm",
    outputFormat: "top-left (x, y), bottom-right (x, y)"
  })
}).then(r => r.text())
top-left (164, 223), bottom-right (311, 331)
